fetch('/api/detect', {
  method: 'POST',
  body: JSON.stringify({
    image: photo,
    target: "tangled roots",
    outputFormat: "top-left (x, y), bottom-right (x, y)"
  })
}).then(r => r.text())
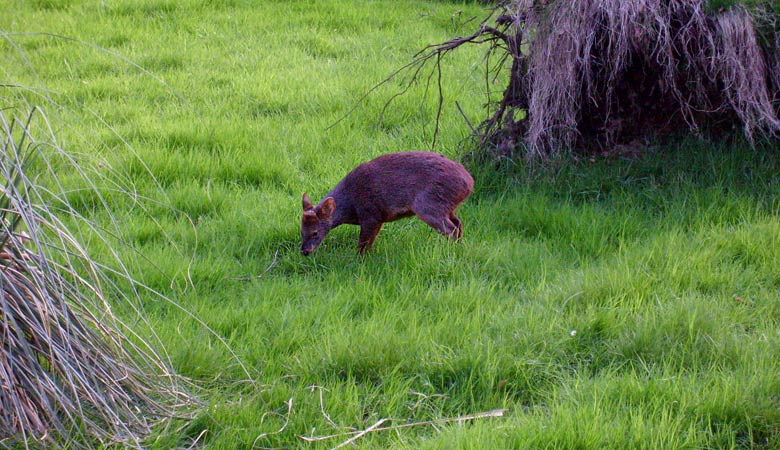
top-left (412, 0), bottom-right (780, 159)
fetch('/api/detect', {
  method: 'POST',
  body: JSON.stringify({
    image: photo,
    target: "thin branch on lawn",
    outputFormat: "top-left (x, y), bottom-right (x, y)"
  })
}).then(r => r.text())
top-left (234, 249), bottom-right (280, 282)
top-left (330, 418), bottom-right (390, 450)
top-left (298, 408), bottom-right (506, 445)
top-left (326, 8), bottom-right (508, 138)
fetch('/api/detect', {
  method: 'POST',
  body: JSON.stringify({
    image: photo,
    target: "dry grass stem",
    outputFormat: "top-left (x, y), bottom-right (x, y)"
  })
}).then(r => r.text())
top-left (251, 398), bottom-right (293, 449)
top-left (0, 107), bottom-right (195, 448)
top-left (234, 249), bottom-right (280, 282)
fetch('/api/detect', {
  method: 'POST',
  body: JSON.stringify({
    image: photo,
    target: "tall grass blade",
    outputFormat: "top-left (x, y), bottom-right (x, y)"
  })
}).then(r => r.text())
top-left (0, 107), bottom-right (196, 449)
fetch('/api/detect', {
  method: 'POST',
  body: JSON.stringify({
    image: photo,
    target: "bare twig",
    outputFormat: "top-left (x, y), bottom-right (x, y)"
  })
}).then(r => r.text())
top-left (455, 101), bottom-right (477, 136)
top-left (298, 408), bottom-right (506, 445)
top-left (234, 249), bottom-right (280, 282)
top-left (329, 418), bottom-right (389, 450)
top-left (327, 7), bottom-right (506, 141)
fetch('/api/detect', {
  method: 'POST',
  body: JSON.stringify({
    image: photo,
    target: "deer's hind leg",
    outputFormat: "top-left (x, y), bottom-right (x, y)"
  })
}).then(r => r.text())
top-left (414, 208), bottom-right (459, 241)
top-left (449, 212), bottom-right (463, 240)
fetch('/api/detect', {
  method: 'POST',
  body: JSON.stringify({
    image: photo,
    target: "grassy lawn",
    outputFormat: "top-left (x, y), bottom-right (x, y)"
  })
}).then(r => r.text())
top-left (3, 0), bottom-right (780, 448)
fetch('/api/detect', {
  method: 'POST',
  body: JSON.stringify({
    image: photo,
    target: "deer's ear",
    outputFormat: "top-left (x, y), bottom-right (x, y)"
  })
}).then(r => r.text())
top-left (302, 193), bottom-right (314, 211)
top-left (317, 197), bottom-right (335, 220)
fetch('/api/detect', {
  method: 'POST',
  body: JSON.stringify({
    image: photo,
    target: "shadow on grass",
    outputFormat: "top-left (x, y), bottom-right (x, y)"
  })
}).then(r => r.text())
top-left (470, 138), bottom-right (780, 211)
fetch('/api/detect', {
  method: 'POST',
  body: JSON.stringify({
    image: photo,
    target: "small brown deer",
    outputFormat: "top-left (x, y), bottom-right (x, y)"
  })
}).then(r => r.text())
top-left (301, 151), bottom-right (474, 255)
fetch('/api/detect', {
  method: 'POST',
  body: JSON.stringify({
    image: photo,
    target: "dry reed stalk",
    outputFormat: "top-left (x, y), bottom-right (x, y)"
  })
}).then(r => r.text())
top-left (713, 8), bottom-right (780, 139)
top-left (0, 108), bottom-right (195, 449)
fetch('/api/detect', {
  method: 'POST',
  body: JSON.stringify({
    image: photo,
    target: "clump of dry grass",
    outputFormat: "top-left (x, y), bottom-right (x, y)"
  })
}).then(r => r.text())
top-left (0, 108), bottom-right (194, 449)
top-left (408, 0), bottom-right (780, 159)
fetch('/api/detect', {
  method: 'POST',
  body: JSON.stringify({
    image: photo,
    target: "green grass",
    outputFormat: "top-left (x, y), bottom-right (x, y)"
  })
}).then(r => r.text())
top-left (3, 1), bottom-right (780, 448)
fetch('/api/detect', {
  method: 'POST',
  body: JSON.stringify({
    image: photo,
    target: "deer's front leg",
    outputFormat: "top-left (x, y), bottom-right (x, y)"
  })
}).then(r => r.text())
top-left (357, 221), bottom-right (383, 254)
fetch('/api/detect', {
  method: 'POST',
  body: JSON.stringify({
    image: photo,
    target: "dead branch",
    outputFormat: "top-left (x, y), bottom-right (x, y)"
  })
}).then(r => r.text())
top-left (298, 408), bottom-right (506, 445)
top-left (234, 249), bottom-right (280, 282)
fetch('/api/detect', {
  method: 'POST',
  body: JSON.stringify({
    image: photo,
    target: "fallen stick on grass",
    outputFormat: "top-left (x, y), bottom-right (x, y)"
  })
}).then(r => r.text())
top-left (298, 408), bottom-right (506, 446)
top-left (234, 249), bottom-right (280, 281)
top-left (329, 418), bottom-right (390, 450)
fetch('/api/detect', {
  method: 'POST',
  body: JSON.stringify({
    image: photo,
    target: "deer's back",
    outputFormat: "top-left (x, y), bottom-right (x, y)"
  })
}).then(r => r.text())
top-left (334, 152), bottom-right (473, 221)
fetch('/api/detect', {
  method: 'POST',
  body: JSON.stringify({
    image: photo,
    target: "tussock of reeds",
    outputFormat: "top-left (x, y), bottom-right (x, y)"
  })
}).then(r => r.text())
top-left (0, 108), bottom-right (194, 449)
top-left (411, 0), bottom-right (780, 159)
